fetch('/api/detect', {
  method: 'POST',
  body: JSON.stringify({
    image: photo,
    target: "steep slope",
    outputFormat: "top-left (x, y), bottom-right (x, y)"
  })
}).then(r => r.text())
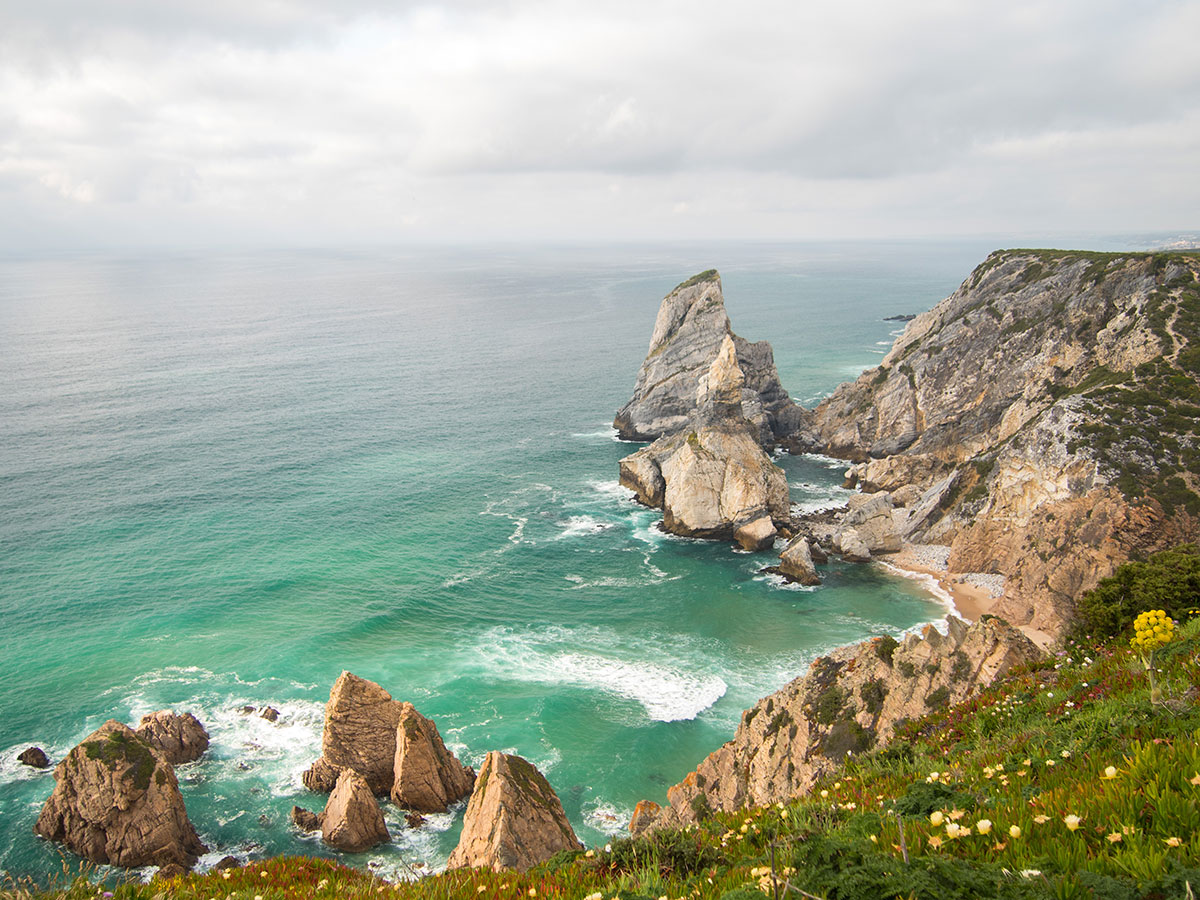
top-left (797, 250), bottom-right (1200, 638)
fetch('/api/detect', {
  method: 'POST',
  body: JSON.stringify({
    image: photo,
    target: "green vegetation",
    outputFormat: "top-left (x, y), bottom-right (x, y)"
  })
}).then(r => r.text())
top-left (81, 730), bottom-right (158, 792)
top-left (14, 610), bottom-right (1200, 900)
top-left (673, 269), bottom-right (720, 292)
top-left (1073, 545), bottom-right (1200, 641)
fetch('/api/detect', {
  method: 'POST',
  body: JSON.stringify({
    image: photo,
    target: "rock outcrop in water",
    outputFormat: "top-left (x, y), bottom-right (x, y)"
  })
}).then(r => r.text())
top-left (614, 270), bottom-right (805, 446)
top-left (304, 672), bottom-right (404, 794)
top-left (631, 617), bottom-right (1040, 835)
top-left (391, 702), bottom-right (475, 813)
top-left (793, 250), bottom-right (1200, 639)
top-left (33, 720), bottom-right (206, 869)
top-left (447, 751), bottom-right (581, 872)
top-left (619, 335), bottom-right (790, 549)
top-left (18, 746), bottom-right (49, 768)
top-left (321, 769), bottom-right (390, 852)
top-left (304, 671), bottom-right (475, 818)
top-left (136, 711), bottom-right (209, 765)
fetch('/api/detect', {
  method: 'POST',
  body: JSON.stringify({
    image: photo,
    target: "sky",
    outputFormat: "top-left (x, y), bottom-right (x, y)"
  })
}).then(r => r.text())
top-left (1, 0), bottom-right (1198, 249)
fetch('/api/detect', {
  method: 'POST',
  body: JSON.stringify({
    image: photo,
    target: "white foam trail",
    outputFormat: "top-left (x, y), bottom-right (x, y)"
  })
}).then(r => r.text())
top-left (755, 570), bottom-right (819, 592)
top-left (469, 627), bottom-right (728, 722)
top-left (796, 452), bottom-right (852, 469)
top-left (571, 427), bottom-right (621, 442)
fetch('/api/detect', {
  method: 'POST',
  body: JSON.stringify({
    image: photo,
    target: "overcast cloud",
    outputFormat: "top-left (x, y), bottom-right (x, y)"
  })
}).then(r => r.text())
top-left (1, 0), bottom-right (1197, 248)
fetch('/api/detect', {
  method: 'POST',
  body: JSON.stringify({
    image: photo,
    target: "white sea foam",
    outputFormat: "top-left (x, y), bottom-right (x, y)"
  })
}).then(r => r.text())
top-left (797, 452), bottom-right (853, 470)
top-left (470, 627), bottom-right (727, 722)
top-left (584, 799), bottom-right (632, 836)
top-left (587, 478), bottom-right (636, 501)
top-left (556, 515), bottom-right (616, 539)
top-left (755, 570), bottom-right (819, 592)
top-left (571, 426), bottom-right (621, 442)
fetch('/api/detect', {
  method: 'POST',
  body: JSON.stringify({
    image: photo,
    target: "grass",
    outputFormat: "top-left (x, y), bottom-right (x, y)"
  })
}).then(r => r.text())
top-left (10, 617), bottom-right (1200, 900)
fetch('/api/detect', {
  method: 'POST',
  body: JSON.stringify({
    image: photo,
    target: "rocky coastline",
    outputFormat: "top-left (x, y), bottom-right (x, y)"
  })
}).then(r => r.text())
top-left (18, 248), bottom-right (1199, 879)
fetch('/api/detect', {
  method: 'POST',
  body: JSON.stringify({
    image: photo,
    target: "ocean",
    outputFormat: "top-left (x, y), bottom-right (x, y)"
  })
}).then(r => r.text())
top-left (0, 240), bottom-right (996, 881)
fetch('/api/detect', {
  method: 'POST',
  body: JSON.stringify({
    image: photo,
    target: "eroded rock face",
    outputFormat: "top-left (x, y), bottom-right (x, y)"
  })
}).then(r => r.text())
top-left (321, 769), bottom-right (389, 853)
top-left (136, 712), bottom-right (209, 765)
top-left (632, 617), bottom-right (1041, 834)
top-left (614, 270), bottom-right (804, 446)
top-left (833, 493), bottom-right (900, 555)
top-left (33, 720), bottom-right (206, 869)
top-left (447, 752), bottom-right (581, 872)
top-left (391, 703), bottom-right (475, 813)
top-left (620, 337), bottom-right (790, 546)
top-left (303, 672), bottom-right (403, 794)
top-left (794, 250), bottom-right (1200, 639)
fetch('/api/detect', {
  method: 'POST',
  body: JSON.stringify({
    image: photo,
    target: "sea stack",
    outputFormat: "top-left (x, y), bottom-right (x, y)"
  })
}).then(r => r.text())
top-left (619, 335), bottom-right (790, 549)
top-left (614, 269), bottom-right (805, 447)
top-left (33, 720), bottom-right (206, 869)
top-left (447, 751), bottom-right (582, 872)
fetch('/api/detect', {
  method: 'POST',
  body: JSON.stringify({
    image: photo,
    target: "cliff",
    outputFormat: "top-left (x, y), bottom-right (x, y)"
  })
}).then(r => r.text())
top-left (796, 250), bottom-right (1200, 640)
top-left (631, 615), bottom-right (1040, 834)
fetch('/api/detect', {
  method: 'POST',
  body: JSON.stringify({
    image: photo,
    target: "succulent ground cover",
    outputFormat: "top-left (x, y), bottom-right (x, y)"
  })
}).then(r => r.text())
top-left (8, 612), bottom-right (1200, 900)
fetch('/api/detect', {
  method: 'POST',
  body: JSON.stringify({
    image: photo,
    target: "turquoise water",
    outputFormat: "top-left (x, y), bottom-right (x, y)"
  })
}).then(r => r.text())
top-left (0, 241), bottom-right (994, 880)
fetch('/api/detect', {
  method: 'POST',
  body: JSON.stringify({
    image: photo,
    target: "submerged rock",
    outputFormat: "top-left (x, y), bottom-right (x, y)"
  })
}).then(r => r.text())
top-left (33, 720), bottom-right (206, 869)
top-left (447, 751), bottom-right (582, 872)
top-left (391, 703), bottom-right (475, 813)
top-left (303, 672), bottom-right (403, 794)
top-left (136, 711), bottom-right (210, 765)
top-left (18, 746), bottom-right (49, 769)
top-left (321, 769), bottom-right (389, 853)
top-left (614, 270), bottom-right (805, 445)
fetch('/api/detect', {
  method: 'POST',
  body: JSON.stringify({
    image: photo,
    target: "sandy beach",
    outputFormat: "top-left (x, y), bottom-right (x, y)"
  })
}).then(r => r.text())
top-left (881, 543), bottom-right (999, 622)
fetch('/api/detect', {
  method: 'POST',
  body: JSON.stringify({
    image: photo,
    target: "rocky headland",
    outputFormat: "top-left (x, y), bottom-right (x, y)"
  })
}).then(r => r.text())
top-left (789, 249), bottom-right (1200, 642)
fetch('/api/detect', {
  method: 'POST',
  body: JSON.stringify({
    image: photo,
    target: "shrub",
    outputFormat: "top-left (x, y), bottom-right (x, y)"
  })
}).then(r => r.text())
top-left (860, 679), bottom-right (887, 715)
top-left (1072, 544), bottom-right (1200, 640)
top-left (874, 635), bottom-right (899, 665)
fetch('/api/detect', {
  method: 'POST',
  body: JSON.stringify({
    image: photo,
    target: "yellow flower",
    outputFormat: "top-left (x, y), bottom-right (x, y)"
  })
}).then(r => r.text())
top-left (1165, 837), bottom-right (1183, 847)
top-left (945, 823), bottom-right (961, 838)
top-left (820, 790), bottom-right (829, 798)
top-left (477, 887), bottom-right (487, 894)
top-left (1033, 815), bottom-right (1051, 824)
top-left (1064, 815), bottom-right (1082, 831)
top-left (927, 836), bottom-right (943, 849)
top-left (1190, 773), bottom-right (1200, 786)
top-left (1009, 825), bottom-right (1021, 839)
top-left (1102, 766), bottom-right (1117, 779)
top-left (869, 834), bottom-right (878, 843)
top-left (948, 808), bottom-right (966, 821)
top-left (976, 819), bottom-right (992, 835)
top-left (929, 810), bottom-right (945, 827)
top-left (1023, 759), bottom-right (1031, 767)
top-left (1106, 832), bottom-right (1123, 843)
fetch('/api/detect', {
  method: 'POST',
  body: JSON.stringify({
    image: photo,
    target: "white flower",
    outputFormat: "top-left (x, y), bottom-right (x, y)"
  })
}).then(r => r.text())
top-left (1009, 825), bottom-right (1021, 839)
top-left (929, 810), bottom-right (945, 826)
top-left (976, 819), bottom-right (992, 835)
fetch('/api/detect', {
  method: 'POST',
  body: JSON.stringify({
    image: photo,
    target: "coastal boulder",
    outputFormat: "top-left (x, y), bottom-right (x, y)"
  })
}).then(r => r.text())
top-left (391, 702), bottom-right (475, 813)
top-left (291, 805), bottom-right (320, 831)
top-left (18, 746), bottom-right (49, 768)
top-left (321, 769), bottom-right (390, 853)
top-left (136, 711), bottom-right (209, 765)
top-left (447, 751), bottom-right (582, 872)
top-left (778, 536), bottom-right (821, 586)
top-left (629, 799), bottom-right (661, 837)
top-left (614, 270), bottom-right (804, 446)
top-left (834, 493), bottom-right (900, 554)
top-left (303, 672), bottom-right (403, 794)
top-left (33, 720), bottom-right (206, 869)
